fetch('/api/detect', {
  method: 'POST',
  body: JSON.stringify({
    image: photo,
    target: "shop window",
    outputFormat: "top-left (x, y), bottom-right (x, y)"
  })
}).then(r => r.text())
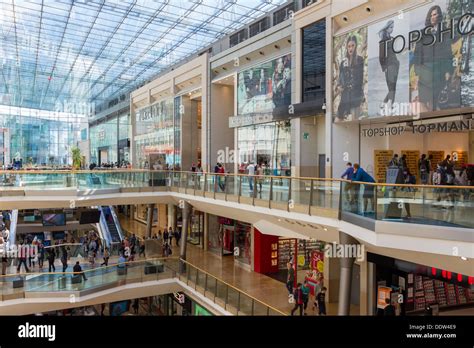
top-left (273, 3), bottom-right (294, 26)
top-left (302, 19), bottom-right (326, 103)
top-left (249, 17), bottom-right (269, 38)
top-left (230, 29), bottom-right (247, 47)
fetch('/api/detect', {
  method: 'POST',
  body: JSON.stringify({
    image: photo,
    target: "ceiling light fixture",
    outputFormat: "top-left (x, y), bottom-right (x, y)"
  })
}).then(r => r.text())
top-left (461, 256), bottom-right (468, 261)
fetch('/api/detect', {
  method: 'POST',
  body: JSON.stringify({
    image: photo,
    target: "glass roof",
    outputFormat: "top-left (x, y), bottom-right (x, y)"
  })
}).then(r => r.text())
top-left (0, 0), bottom-right (288, 113)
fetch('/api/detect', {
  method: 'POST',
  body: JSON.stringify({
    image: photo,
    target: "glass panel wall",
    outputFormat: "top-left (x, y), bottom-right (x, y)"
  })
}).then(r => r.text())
top-left (0, 110), bottom-right (85, 166)
top-left (237, 121), bottom-right (291, 176)
top-left (302, 19), bottom-right (326, 103)
top-left (135, 98), bottom-right (174, 169)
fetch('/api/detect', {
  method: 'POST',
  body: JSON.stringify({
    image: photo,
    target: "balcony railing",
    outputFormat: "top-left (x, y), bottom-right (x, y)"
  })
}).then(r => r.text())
top-left (0, 170), bottom-right (472, 228)
top-left (0, 256), bottom-right (285, 315)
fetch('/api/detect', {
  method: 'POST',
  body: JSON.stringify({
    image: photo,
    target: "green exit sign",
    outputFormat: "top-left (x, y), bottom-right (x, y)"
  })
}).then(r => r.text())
top-left (303, 132), bottom-right (309, 140)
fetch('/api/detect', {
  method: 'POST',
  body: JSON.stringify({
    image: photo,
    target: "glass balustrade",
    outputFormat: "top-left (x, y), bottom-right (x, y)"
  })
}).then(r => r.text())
top-left (0, 170), bottom-right (471, 228)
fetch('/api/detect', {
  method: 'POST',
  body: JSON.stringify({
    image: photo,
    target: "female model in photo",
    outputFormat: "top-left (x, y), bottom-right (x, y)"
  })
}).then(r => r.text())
top-left (413, 5), bottom-right (456, 111)
top-left (336, 35), bottom-right (365, 121)
top-left (378, 20), bottom-right (400, 114)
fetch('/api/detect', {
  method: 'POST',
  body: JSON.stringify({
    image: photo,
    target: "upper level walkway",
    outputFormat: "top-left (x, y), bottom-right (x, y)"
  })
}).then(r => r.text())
top-left (0, 170), bottom-right (472, 273)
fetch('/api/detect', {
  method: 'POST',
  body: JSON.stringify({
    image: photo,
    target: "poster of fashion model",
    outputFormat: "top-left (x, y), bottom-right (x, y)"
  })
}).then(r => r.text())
top-left (367, 15), bottom-right (410, 118)
top-left (333, 27), bottom-right (368, 122)
top-left (460, 0), bottom-right (474, 107)
top-left (237, 54), bottom-right (291, 115)
top-left (409, 0), bottom-right (463, 112)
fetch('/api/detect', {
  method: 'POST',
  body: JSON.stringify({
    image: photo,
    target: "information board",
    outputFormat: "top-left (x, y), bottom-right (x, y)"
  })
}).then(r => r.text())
top-left (374, 150), bottom-right (393, 183)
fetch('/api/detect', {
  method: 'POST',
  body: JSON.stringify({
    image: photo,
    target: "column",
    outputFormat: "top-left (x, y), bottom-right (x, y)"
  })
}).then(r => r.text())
top-left (146, 204), bottom-right (155, 239)
top-left (167, 203), bottom-right (176, 230)
top-left (337, 231), bottom-right (360, 315)
top-left (367, 261), bottom-right (376, 316)
top-left (203, 212), bottom-right (209, 251)
top-left (179, 201), bottom-right (191, 272)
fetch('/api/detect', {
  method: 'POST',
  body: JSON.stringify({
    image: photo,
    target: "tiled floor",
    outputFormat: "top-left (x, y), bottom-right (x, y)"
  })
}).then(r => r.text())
top-left (118, 214), bottom-right (359, 316)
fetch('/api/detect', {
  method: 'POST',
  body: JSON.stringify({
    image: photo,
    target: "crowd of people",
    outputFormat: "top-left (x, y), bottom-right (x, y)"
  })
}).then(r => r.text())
top-left (340, 153), bottom-right (473, 217)
top-left (89, 161), bottom-right (131, 170)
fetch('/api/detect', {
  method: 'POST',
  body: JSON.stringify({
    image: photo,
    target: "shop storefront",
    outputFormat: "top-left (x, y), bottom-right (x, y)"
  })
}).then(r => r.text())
top-left (368, 253), bottom-right (474, 316)
top-left (208, 215), bottom-right (252, 267)
top-left (153, 293), bottom-right (213, 316)
top-left (231, 54), bottom-right (293, 176)
top-left (134, 204), bottom-right (158, 226)
top-left (176, 207), bottom-right (204, 246)
top-left (253, 227), bottom-right (325, 290)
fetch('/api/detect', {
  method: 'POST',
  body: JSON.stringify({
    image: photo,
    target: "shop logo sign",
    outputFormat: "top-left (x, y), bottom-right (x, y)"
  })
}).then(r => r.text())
top-left (324, 242), bottom-right (365, 262)
top-left (380, 13), bottom-right (473, 57)
top-left (362, 119), bottom-right (473, 137)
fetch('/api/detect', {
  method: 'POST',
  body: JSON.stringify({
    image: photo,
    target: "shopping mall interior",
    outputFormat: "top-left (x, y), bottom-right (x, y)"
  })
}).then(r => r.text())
top-left (0, 0), bottom-right (472, 330)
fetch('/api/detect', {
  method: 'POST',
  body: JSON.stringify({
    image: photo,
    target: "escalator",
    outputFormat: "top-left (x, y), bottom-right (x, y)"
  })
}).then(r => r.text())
top-left (97, 206), bottom-right (124, 249)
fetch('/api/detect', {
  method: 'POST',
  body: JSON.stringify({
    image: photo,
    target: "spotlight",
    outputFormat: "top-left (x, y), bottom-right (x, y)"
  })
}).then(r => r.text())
top-left (259, 51), bottom-right (264, 55)
top-left (246, 57), bottom-right (251, 61)
top-left (366, 6), bottom-right (371, 13)
top-left (274, 45), bottom-right (280, 49)
top-left (342, 16), bottom-right (348, 22)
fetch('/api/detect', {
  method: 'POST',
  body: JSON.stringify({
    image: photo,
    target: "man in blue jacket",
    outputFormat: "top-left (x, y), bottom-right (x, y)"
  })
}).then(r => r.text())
top-left (352, 163), bottom-right (376, 215)
top-left (341, 162), bottom-right (355, 209)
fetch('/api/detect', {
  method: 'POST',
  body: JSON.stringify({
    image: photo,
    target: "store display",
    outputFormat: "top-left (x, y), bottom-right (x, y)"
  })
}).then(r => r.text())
top-left (456, 285), bottom-right (467, 304)
top-left (422, 277), bottom-right (436, 304)
top-left (445, 283), bottom-right (457, 306)
top-left (434, 280), bottom-right (447, 306)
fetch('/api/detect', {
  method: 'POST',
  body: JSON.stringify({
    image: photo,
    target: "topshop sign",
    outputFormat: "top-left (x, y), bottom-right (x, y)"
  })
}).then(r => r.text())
top-left (362, 119), bottom-right (473, 137)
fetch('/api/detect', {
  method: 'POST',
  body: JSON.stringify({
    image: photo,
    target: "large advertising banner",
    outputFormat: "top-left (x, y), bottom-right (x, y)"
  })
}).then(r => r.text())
top-left (333, 0), bottom-right (473, 123)
top-left (237, 54), bottom-right (291, 115)
top-left (368, 15), bottom-right (410, 118)
top-left (409, 0), bottom-right (464, 113)
top-left (333, 27), bottom-right (368, 122)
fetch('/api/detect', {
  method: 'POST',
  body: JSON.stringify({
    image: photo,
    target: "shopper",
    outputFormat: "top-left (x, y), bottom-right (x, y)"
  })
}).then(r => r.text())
top-left (168, 226), bottom-right (173, 246)
top-left (73, 261), bottom-right (87, 281)
top-left (383, 298), bottom-right (396, 316)
top-left (418, 154), bottom-right (430, 184)
top-left (341, 162), bottom-right (355, 208)
top-left (133, 299), bottom-right (139, 314)
top-left (256, 163), bottom-right (264, 193)
top-left (352, 163), bottom-right (376, 214)
top-left (1, 255), bottom-right (8, 275)
top-left (388, 154), bottom-right (399, 167)
top-left (291, 283), bottom-right (304, 316)
top-left (47, 248), bottom-right (56, 272)
top-left (139, 241), bottom-right (145, 257)
top-left (17, 241), bottom-right (30, 273)
top-left (174, 228), bottom-right (181, 247)
top-left (301, 280), bottom-right (310, 315)
top-left (38, 242), bottom-right (45, 269)
top-left (315, 287), bottom-right (327, 315)
top-left (286, 262), bottom-right (295, 297)
top-left (247, 162), bottom-right (255, 193)
top-left (61, 246), bottom-right (68, 272)
top-left (163, 229), bottom-right (169, 246)
top-left (101, 247), bottom-right (110, 266)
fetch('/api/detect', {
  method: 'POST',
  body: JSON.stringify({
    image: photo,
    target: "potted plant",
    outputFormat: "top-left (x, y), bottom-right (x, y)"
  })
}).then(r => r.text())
top-left (71, 147), bottom-right (82, 170)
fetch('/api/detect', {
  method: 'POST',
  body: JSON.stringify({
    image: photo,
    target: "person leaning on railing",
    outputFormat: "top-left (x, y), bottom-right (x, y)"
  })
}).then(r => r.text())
top-left (352, 163), bottom-right (376, 215)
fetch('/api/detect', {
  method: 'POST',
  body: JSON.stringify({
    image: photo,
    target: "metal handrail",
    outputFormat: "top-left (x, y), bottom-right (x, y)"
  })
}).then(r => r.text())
top-left (2, 169), bottom-right (472, 190)
top-left (0, 256), bottom-right (179, 278)
top-left (178, 258), bottom-right (287, 315)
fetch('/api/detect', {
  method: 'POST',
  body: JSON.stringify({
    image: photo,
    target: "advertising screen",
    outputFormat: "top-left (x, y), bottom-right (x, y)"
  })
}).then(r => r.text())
top-left (42, 213), bottom-right (66, 227)
top-left (237, 54), bottom-right (292, 115)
